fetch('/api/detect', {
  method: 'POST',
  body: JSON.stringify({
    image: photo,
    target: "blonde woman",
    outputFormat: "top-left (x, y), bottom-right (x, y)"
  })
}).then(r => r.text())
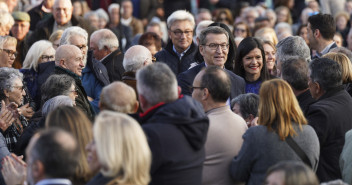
top-left (254, 27), bottom-right (279, 46)
top-left (230, 79), bottom-right (320, 185)
top-left (86, 111), bottom-right (151, 185)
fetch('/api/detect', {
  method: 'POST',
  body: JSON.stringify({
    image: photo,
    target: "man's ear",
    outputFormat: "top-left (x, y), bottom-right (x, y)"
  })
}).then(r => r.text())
top-left (199, 44), bottom-right (205, 57)
top-left (59, 59), bottom-right (66, 68)
top-left (314, 29), bottom-right (320, 38)
top-left (202, 88), bottom-right (209, 101)
top-left (138, 94), bottom-right (148, 112)
top-left (315, 82), bottom-right (324, 97)
top-left (32, 160), bottom-right (45, 180)
top-left (133, 101), bottom-right (139, 113)
top-left (3, 89), bottom-right (9, 98)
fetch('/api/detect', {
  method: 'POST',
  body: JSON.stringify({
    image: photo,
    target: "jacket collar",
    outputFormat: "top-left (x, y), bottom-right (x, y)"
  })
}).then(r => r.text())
top-left (165, 40), bottom-right (197, 59)
top-left (317, 85), bottom-right (345, 101)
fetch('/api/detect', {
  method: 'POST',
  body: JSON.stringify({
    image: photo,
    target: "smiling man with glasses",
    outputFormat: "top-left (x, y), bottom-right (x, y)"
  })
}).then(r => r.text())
top-left (0, 36), bottom-right (17, 68)
top-left (154, 10), bottom-right (198, 75)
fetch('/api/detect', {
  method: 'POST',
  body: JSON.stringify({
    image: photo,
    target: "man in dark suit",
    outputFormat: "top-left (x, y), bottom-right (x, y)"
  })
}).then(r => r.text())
top-left (306, 58), bottom-right (352, 182)
top-left (307, 13), bottom-right (337, 58)
top-left (90, 29), bottom-right (125, 82)
top-left (178, 26), bottom-right (245, 99)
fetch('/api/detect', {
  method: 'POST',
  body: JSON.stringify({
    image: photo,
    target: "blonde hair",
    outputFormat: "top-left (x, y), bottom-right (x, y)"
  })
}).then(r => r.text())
top-left (22, 40), bottom-right (54, 71)
top-left (45, 106), bottom-right (93, 184)
top-left (275, 6), bottom-right (293, 25)
top-left (94, 111), bottom-right (151, 185)
top-left (323, 52), bottom-right (352, 84)
top-left (254, 27), bottom-right (278, 46)
top-left (49, 30), bottom-right (64, 43)
top-left (258, 79), bottom-right (307, 140)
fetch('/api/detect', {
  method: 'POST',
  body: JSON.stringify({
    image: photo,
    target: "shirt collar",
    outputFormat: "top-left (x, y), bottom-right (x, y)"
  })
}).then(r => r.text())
top-left (173, 45), bottom-right (191, 60)
top-left (36, 178), bottom-right (72, 185)
top-left (316, 42), bottom-right (335, 57)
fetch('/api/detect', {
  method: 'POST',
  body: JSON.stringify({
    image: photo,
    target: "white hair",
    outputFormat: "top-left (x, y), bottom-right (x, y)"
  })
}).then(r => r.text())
top-left (91, 29), bottom-right (119, 51)
top-left (0, 10), bottom-right (14, 31)
top-left (22, 40), bottom-right (54, 72)
top-left (0, 3), bottom-right (9, 12)
top-left (167, 10), bottom-right (195, 29)
top-left (275, 22), bottom-right (292, 36)
top-left (83, 11), bottom-right (98, 20)
top-left (95, 8), bottom-right (109, 22)
top-left (196, 20), bottom-right (214, 39)
top-left (59, 26), bottom-right (88, 46)
top-left (123, 45), bottom-right (152, 72)
top-left (108, 3), bottom-right (120, 14)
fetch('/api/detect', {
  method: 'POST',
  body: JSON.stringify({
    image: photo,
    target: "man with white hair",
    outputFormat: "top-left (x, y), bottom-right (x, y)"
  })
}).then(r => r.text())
top-left (154, 10), bottom-right (198, 75)
top-left (90, 28), bottom-right (125, 82)
top-left (28, 0), bottom-right (95, 46)
top-left (0, 10), bottom-right (14, 36)
top-left (122, 45), bottom-right (153, 93)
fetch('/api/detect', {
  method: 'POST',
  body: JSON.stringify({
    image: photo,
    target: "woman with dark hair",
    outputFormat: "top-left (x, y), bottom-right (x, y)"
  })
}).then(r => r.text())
top-left (233, 21), bottom-right (251, 38)
top-left (138, 32), bottom-right (162, 56)
top-left (234, 37), bottom-right (273, 94)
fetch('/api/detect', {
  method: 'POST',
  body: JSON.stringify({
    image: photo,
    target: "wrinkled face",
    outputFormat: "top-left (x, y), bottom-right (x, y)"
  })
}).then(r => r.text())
top-left (53, 0), bottom-right (73, 25)
top-left (307, 23), bottom-right (317, 49)
top-left (0, 42), bottom-right (16, 67)
top-left (86, 140), bottom-right (101, 174)
top-left (336, 16), bottom-right (348, 31)
top-left (8, 78), bottom-right (26, 106)
top-left (39, 47), bottom-right (55, 64)
top-left (168, 20), bottom-right (194, 52)
top-left (64, 47), bottom-right (84, 76)
top-left (68, 83), bottom-right (77, 105)
top-left (11, 21), bottom-right (30, 41)
top-left (110, 8), bottom-right (120, 25)
top-left (234, 24), bottom-right (247, 38)
top-left (334, 34), bottom-right (343, 47)
top-left (121, 1), bottom-right (133, 19)
top-left (265, 171), bottom-right (285, 185)
top-left (199, 33), bottom-right (229, 68)
top-left (90, 35), bottom-right (110, 60)
top-left (242, 48), bottom-right (263, 77)
top-left (263, 44), bottom-right (276, 70)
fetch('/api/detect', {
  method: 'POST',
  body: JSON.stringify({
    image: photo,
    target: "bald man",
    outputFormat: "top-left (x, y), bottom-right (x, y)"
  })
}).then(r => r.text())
top-left (54, 45), bottom-right (95, 119)
top-left (99, 81), bottom-right (139, 114)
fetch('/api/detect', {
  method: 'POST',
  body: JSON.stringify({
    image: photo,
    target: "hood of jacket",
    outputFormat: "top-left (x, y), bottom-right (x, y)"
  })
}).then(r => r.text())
top-left (141, 96), bottom-right (209, 151)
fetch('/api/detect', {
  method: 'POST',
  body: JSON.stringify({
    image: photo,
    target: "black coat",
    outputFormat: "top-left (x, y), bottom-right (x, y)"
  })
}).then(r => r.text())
top-left (155, 41), bottom-right (198, 75)
top-left (306, 86), bottom-right (352, 182)
top-left (297, 89), bottom-right (316, 116)
top-left (101, 49), bottom-right (125, 83)
top-left (139, 96), bottom-right (209, 185)
top-left (177, 62), bottom-right (245, 99)
top-left (27, 3), bottom-right (52, 31)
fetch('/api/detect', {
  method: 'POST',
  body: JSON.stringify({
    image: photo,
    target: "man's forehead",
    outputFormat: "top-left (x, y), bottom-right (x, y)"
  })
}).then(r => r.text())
top-left (54, 0), bottom-right (72, 8)
top-left (205, 33), bottom-right (228, 42)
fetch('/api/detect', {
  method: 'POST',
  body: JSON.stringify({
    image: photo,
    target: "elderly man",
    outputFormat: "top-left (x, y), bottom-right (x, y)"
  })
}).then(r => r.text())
top-left (155, 10), bottom-right (198, 75)
top-left (10, 11), bottom-right (31, 69)
top-left (28, 0), bottom-right (54, 31)
top-left (99, 81), bottom-right (139, 114)
top-left (90, 28), bottom-right (125, 82)
top-left (136, 63), bottom-right (209, 185)
top-left (276, 36), bottom-right (311, 76)
top-left (28, 0), bottom-right (95, 46)
top-left (120, 0), bottom-right (143, 37)
top-left (54, 45), bottom-right (94, 119)
top-left (306, 58), bottom-right (352, 182)
top-left (0, 11), bottom-right (14, 36)
top-left (192, 66), bottom-right (247, 185)
top-left (178, 26), bottom-right (245, 99)
top-left (122, 45), bottom-right (153, 92)
top-left (0, 36), bottom-right (17, 68)
top-left (307, 13), bottom-right (337, 58)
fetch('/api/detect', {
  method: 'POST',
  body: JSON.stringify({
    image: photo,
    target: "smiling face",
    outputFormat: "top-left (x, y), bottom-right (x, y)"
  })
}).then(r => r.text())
top-left (168, 20), bottom-right (194, 53)
top-left (200, 33), bottom-right (229, 68)
top-left (62, 46), bottom-right (84, 76)
top-left (242, 48), bottom-right (263, 80)
top-left (53, 0), bottom-right (73, 25)
top-left (263, 44), bottom-right (276, 70)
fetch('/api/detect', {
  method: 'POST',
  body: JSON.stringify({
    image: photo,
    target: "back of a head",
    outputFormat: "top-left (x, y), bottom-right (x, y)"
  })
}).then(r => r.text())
top-left (276, 36), bottom-right (311, 63)
top-left (55, 45), bottom-right (79, 65)
top-left (136, 63), bottom-right (178, 106)
top-left (266, 161), bottom-right (319, 185)
top-left (309, 58), bottom-right (342, 91)
top-left (200, 66), bottom-right (231, 102)
top-left (231, 93), bottom-right (259, 119)
top-left (167, 10), bottom-right (195, 29)
top-left (123, 45), bottom-right (152, 72)
top-left (308, 13), bottom-right (336, 40)
top-left (42, 95), bottom-right (74, 116)
top-left (281, 56), bottom-right (309, 91)
top-left (29, 128), bottom-right (79, 179)
top-left (93, 111), bottom-right (151, 185)
top-left (100, 82), bottom-right (137, 113)
top-left (59, 26), bottom-right (88, 46)
top-left (259, 79), bottom-right (307, 140)
top-left (323, 52), bottom-right (352, 84)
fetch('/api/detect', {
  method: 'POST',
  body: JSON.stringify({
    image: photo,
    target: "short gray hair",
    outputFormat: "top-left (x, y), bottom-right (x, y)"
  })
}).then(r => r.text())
top-left (0, 10), bottom-right (14, 32)
top-left (42, 95), bottom-right (74, 116)
top-left (60, 26), bottom-right (88, 46)
top-left (91, 29), bottom-right (119, 51)
top-left (23, 40), bottom-right (54, 72)
top-left (83, 11), bottom-right (98, 20)
top-left (123, 45), bottom-right (152, 72)
top-left (95, 8), bottom-right (110, 22)
top-left (0, 67), bottom-right (23, 99)
top-left (41, 74), bottom-right (76, 103)
top-left (0, 35), bottom-right (16, 49)
top-left (136, 63), bottom-right (178, 105)
top-left (108, 3), bottom-right (120, 14)
top-left (199, 26), bottom-right (229, 45)
top-left (309, 58), bottom-right (342, 91)
top-left (231, 93), bottom-right (259, 119)
top-left (167, 10), bottom-right (195, 29)
top-left (276, 36), bottom-right (311, 63)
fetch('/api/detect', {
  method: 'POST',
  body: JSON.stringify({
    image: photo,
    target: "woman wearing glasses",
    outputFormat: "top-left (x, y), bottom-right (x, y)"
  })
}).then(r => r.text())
top-left (20, 40), bottom-right (55, 110)
top-left (234, 37), bottom-right (273, 94)
top-left (0, 67), bottom-right (28, 153)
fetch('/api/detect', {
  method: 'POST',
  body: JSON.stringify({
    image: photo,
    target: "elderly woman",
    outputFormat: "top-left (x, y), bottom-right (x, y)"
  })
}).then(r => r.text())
top-left (230, 79), bottom-right (320, 185)
top-left (0, 67), bottom-right (28, 153)
top-left (86, 111), bottom-right (151, 185)
top-left (20, 40), bottom-right (55, 108)
top-left (234, 37), bottom-right (273, 94)
top-left (231, 93), bottom-right (259, 127)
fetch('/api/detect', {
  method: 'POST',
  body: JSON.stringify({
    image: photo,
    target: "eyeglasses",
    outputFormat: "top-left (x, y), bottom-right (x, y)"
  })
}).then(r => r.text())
top-left (189, 86), bottom-right (204, 92)
top-left (0, 49), bottom-right (18, 58)
top-left (171, 30), bottom-right (193, 37)
top-left (13, 85), bottom-right (24, 91)
top-left (235, 28), bottom-right (246, 33)
top-left (202, 43), bottom-right (229, 50)
top-left (41, 55), bottom-right (55, 61)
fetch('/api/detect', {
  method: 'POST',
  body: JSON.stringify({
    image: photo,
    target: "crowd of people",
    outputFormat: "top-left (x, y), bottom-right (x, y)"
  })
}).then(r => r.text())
top-left (0, 0), bottom-right (352, 184)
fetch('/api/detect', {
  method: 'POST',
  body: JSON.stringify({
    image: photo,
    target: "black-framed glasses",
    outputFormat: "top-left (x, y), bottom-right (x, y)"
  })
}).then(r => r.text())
top-left (202, 43), bottom-right (229, 51)
top-left (171, 30), bottom-right (193, 37)
top-left (41, 55), bottom-right (55, 61)
top-left (0, 49), bottom-right (18, 58)
top-left (189, 86), bottom-right (204, 92)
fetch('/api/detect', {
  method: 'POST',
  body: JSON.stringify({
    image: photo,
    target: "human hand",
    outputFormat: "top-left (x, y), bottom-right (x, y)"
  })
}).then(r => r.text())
top-left (18, 103), bottom-right (34, 120)
top-left (1, 154), bottom-right (27, 185)
top-left (87, 96), bottom-right (93, 102)
top-left (0, 100), bottom-right (15, 132)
